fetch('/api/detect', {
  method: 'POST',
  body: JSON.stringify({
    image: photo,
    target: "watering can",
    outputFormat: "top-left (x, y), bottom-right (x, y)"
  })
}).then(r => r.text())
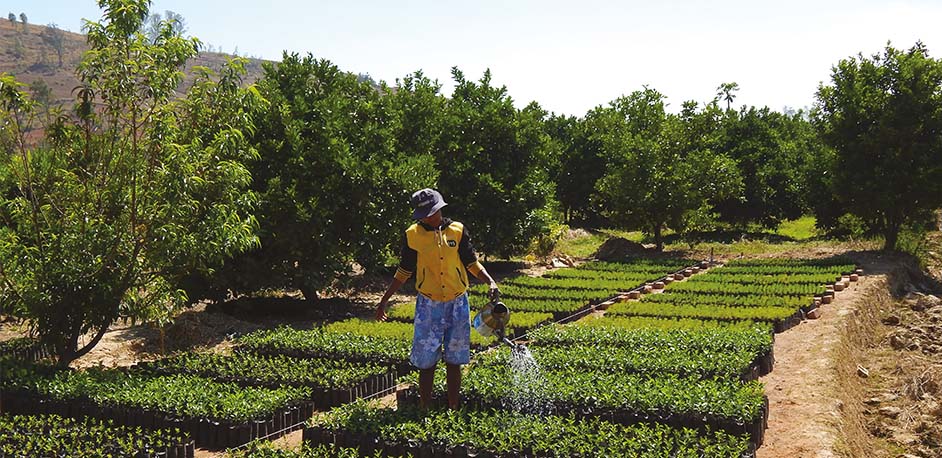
top-left (472, 293), bottom-right (519, 349)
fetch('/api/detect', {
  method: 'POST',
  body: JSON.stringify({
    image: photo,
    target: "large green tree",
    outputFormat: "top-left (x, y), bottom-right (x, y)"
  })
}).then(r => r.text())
top-left (434, 68), bottom-right (557, 258)
top-left (195, 54), bottom-right (435, 301)
top-left (545, 111), bottom-right (607, 226)
top-left (596, 89), bottom-right (742, 250)
top-left (814, 42), bottom-right (942, 250)
top-left (0, 0), bottom-right (260, 366)
top-left (713, 106), bottom-right (821, 229)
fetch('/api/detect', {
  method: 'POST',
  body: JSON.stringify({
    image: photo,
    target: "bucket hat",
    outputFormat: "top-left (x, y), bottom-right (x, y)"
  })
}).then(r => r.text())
top-left (411, 188), bottom-right (448, 220)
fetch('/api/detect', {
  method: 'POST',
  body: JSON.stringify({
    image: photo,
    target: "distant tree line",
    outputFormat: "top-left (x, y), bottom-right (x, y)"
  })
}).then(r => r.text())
top-left (1, 0), bottom-right (940, 365)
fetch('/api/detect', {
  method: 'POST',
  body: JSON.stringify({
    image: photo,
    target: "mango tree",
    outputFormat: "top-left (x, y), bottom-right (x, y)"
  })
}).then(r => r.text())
top-left (0, 0), bottom-right (260, 366)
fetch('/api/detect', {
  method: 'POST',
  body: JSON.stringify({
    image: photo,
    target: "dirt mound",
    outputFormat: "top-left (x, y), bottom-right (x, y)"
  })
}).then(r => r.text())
top-left (593, 237), bottom-right (652, 260)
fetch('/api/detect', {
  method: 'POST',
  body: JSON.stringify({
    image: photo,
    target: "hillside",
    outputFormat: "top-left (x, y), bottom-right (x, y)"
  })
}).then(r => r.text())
top-left (0, 19), bottom-right (268, 107)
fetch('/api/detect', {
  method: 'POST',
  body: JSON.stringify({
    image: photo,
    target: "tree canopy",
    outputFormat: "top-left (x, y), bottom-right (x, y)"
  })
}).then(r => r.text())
top-left (814, 42), bottom-right (942, 250)
top-left (0, 0), bottom-right (261, 366)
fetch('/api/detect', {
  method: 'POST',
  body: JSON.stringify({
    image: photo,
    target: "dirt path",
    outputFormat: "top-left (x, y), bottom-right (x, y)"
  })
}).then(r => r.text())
top-left (757, 263), bottom-right (887, 458)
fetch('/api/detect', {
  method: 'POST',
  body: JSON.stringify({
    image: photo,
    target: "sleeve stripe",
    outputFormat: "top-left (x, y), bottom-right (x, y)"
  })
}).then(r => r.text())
top-left (466, 262), bottom-right (484, 276)
top-left (394, 268), bottom-right (413, 282)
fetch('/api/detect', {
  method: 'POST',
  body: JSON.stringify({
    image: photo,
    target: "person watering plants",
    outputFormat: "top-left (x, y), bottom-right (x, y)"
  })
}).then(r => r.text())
top-left (375, 188), bottom-right (499, 410)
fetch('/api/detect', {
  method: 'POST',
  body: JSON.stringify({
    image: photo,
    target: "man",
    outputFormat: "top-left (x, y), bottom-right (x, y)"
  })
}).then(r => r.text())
top-left (376, 188), bottom-right (499, 409)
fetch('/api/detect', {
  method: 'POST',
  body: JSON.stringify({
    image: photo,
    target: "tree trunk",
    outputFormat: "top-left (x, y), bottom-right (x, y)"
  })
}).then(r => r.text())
top-left (883, 218), bottom-right (902, 251)
top-left (299, 284), bottom-right (319, 302)
top-left (653, 224), bottom-right (664, 252)
top-left (56, 322), bottom-right (110, 368)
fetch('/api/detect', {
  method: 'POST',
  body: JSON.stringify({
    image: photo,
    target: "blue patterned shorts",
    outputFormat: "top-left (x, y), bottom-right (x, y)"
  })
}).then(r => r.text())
top-left (410, 293), bottom-right (471, 369)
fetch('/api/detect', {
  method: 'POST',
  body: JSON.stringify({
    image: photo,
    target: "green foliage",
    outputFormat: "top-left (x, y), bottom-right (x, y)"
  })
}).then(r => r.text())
top-left (492, 327), bottom-right (770, 380)
top-left (199, 54), bottom-right (435, 300)
top-left (0, 0), bottom-right (260, 366)
top-left (716, 82), bottom-right (740, 110)
top-left (502, 275), bottom-right (649, 291)
top-left (0, 359), bottom-right (310, 423)
top-left (774, 216), bottom-right (818, 240)
top-left (713, 107), bottom-right (823, 229)
top-left (0, 414), bottom-right (191, 457)
top-left (530, 221), bottom-right (568, 260)
top-left (595, 88), bottom-right (743, 250)
top-left (228, 442), bottom-right (371, 458)
top-left (609, 258), bottom-right (853, 323)
top-left (575, 314), bottom-right (772, 332)
top-left (142, 351), bottom-right (388, 389)
top-left (237, 326), bottom-right (412, 365)
top-left (529, 322), bottom-right (772, 356)
top-left (434, 362), bottom-right (766, 424)
top-left (692, 272), bottom-right (839, 285)
top-left (814, 42), bottom-right (942, 250)
top-left (470, 295), bottom-right (587, 314)
top-left (724, 257), bottom-right (856, 269)
top-left (663, 279), bottom-right (825, 299)
top-left (545, 113), bottom-right (608, 225)
top-left (640, 292), bottom-right (811, 310)
top-left (469, 283), bottom-right (618, 302)
top-left (315, 403), bottom-right (753, 457)
top-left (435, 68), bottom-right (558, 258)
top-left (577, 258), bottom-right (695, 272)
top-left (609, 301), bottom-right (798, 323)
top-left (386, 302), bottom-right (553, 334)
top-left (324, 317), bottom-right (495, 348)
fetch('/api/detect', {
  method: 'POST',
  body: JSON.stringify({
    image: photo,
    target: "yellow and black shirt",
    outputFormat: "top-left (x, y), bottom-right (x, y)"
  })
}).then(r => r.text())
top-left (393, 218), bottom-right (484, 302)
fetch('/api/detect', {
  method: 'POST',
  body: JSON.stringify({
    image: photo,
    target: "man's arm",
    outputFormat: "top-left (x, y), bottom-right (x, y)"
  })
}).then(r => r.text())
top-left (459, 225), bottom-right (499, 299)
top-left (376, 234), bottom-right (417, 321)
top-left (375, 277), bottom-right (405, 321)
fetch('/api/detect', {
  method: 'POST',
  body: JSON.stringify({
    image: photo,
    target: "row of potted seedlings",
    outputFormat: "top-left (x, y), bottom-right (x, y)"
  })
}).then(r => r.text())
top-left (0, 413), bottom-right (195, 458)
top-left (605, 257), bottom-right (859, 332)
top-left (297, 258), bottom-right (752, 457)
top-left (524, 321), bottom-right (775, 380)
top-left (0, 337), bottom-right (55, 362)
top-left (136, 352), bottom-right (398, 409)
top-left (397, 345), bottom-right (768, 444)
top-left (236, 326), bottom-right (412, 370)
top-left (226, 441), bottom-right (371, 458)
top-left (0, 358), bottom-right (313, 449)
top-left (305, 402), bottom-right (756, 458)
top-left (467, 258), bottom-right (700, 321)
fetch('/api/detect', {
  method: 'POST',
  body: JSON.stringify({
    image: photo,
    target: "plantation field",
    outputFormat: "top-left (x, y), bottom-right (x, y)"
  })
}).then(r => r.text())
top-left (1, 252), bottom-right (931, 457)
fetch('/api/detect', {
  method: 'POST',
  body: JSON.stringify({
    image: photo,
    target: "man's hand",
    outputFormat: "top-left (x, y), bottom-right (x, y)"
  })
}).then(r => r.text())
top-left (488, 282), bottom-right (500, 301)
top-left (375, 302), bottom-right (388, 321)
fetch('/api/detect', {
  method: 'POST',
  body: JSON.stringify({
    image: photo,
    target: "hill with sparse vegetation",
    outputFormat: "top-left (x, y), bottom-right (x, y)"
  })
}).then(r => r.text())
top-left (0, 18), bottom-right (267, 108)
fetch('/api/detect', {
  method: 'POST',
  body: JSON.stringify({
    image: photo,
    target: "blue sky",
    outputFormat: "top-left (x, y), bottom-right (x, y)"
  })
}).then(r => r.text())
top-left (12, 0), bottom-right (942, 116)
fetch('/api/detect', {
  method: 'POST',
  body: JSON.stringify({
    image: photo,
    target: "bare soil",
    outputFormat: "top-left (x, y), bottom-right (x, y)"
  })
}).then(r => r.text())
top-left (756, 257), bottom-right (883, 458)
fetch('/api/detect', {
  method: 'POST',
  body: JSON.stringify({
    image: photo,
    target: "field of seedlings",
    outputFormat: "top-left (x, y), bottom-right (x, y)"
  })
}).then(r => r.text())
top-left (0, 256), bottom-right (862, 457)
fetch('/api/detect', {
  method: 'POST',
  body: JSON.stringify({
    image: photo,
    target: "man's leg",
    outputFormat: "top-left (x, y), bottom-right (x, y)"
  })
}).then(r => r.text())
top-left (446, 363), bottom-right (461, 409)
top-left (419, 366), bottom-right (436, 409)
